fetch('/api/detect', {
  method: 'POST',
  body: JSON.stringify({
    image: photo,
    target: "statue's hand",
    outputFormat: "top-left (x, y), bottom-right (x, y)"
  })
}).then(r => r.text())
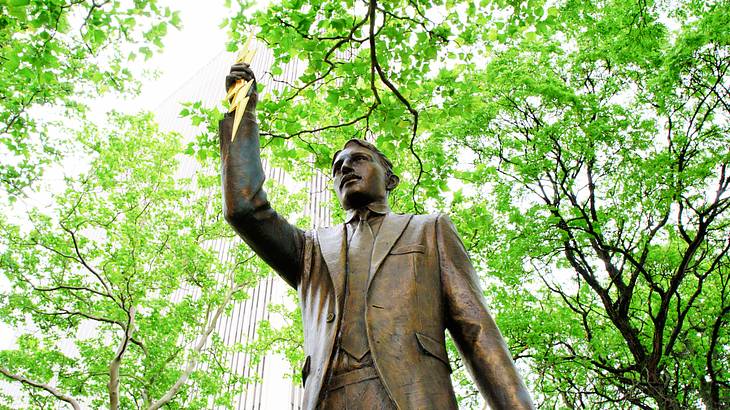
top-left (225, 63), bottom-right (258, 106)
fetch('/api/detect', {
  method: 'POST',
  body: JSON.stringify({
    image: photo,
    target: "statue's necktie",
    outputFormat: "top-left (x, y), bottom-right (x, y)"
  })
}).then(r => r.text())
top-left (341, 209), bottom-right (374, 360)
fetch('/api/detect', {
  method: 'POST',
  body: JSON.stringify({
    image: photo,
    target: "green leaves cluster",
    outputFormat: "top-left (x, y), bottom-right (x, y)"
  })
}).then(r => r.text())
top-left (437, 1), bottom-right (729, 408)
top-left (0, 112), bottom-right (269, 408)
top-left (2, 0), bottom-right (726, 407)
top-left (0, 0), bottom-right (180, 200)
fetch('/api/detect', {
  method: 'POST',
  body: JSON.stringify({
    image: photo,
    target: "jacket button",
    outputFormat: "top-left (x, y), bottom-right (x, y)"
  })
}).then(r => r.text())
top-left (326, 313), bottom-right (335, 322)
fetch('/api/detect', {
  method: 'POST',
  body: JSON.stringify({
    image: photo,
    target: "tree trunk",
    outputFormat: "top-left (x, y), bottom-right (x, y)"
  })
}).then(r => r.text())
top-left (109, 306), bottom-right (135, 410)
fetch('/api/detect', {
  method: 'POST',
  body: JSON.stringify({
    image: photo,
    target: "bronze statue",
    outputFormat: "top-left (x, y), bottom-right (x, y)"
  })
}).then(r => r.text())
top-left (219, 63), bottom-right (535, 410)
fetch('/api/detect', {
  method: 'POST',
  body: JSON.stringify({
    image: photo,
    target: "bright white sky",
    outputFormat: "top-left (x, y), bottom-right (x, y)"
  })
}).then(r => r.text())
top-left (97, 0), bottom-right (230, 114)
top-left (0, 0), bottom-right (237, 351)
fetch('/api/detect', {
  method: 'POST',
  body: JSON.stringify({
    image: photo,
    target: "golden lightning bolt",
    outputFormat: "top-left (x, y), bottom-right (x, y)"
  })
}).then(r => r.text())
top-left (228, 33), bottom-right (257, 141)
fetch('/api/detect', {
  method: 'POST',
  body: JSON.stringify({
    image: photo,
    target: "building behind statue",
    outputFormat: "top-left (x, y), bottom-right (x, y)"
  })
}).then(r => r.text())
top-left (156, 49), bottom-right (329, 409)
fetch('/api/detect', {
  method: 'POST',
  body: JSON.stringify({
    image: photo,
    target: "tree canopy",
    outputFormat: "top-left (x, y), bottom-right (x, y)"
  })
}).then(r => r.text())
top-left (0, 112), bottom-right (286, 408)
top-left (1, 0), bottom-right (728, 408)
top-left (0, 0), bottom-right (180, 199)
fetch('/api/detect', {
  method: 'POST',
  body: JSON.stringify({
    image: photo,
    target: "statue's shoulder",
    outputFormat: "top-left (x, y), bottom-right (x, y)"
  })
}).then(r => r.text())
top-left (409, 212), bottom-right (442, 225)
top-left (311, 224), bottom-right (341, 232)
top-left (310, 224), bottom-right (344, 240)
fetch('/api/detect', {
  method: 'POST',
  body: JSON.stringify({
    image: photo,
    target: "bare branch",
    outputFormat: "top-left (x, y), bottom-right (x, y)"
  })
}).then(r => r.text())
top-left (59, 222), bottom-right (113, 298)
top-left (369, 0), bottom-right (424, 212)
top-left (0, 367), bottom-right (80, 410)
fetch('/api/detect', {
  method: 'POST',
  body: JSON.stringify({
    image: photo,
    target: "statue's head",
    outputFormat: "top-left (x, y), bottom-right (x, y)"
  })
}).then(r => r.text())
top-left (331, 139), bottom-right (400, 210)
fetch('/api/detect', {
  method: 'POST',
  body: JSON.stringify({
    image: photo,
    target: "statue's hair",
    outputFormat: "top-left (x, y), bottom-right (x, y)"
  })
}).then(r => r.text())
top-left (331, 139), bottom-right (397, 190)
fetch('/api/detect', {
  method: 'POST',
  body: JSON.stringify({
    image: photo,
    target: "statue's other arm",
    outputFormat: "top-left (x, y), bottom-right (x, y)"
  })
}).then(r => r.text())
top-left (436, 214), bottom-right (535, 409)
top-left (219, 64), bottom-right (304, 288)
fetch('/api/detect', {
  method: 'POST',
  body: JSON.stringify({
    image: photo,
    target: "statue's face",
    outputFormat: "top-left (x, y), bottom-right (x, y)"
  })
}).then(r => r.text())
top-left (332, 144), bottom-right (389, 210)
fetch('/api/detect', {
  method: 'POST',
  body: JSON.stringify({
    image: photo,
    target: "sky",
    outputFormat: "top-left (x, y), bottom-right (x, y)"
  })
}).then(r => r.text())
top-left (0, 0), bottom-right (236, 351)
top-left (98, 1), bottom-right (230, 114)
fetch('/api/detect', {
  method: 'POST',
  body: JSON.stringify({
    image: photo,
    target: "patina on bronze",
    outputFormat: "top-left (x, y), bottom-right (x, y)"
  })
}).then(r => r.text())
top-left (219, 64), bottom-right (535, 410)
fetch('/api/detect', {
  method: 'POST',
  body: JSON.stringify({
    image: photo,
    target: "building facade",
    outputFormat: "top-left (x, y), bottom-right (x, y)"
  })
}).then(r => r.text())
top-left (156, 48), bottom-right (330, 409)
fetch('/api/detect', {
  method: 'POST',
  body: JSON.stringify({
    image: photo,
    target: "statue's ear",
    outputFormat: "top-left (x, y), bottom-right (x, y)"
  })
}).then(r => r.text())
top-left (386, 174), bottom-right (400, 191)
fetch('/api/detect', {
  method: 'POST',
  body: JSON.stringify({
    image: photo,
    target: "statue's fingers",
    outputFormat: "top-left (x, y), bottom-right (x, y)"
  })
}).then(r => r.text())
top-left (229, 68), bottom-right (255, 82)
top-left (226, 63), bottom-right (257, 93)
top-left (225, 74), bottom-right (245, 90)
top-left (230, 64), bottom-right (252, 75)
top-left (236, 66), bottom-right (256, 82)
top-left (230, 63), bottom-right (249, 70)
top-left (226, 73), bottom-right (244, 81)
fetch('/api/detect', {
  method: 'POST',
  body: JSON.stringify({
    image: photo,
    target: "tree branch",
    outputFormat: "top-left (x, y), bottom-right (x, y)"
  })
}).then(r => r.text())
top-left (147, 283), bottom-right (242, 410)
top-left (368, 0), bottom-right (424, 212)
top-left (109, 305), bottom-right (135, 410)
top-left (59, 222), bottom-right (114, 298)
top-left (0, 367), bottom-right (80, 410)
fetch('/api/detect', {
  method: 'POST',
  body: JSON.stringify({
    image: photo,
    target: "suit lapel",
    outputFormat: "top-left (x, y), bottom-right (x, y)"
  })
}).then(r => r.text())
top-left (368, 213), bottom-right (412, 290)
top-left (318, 224), bottom-right (347, 313)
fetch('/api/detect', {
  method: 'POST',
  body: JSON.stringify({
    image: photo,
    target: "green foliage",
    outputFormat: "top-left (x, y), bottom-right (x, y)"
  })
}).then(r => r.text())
top-left (434, 1), bottom-right (730, 407)
top-left (217, 0), bottom-right (730, 408)
top-left (0, 112), bottom-right (268, 408)
top-left (0, 0), bottom-right (180, 200)
top-left (2, 0), bottom-right (726, 408)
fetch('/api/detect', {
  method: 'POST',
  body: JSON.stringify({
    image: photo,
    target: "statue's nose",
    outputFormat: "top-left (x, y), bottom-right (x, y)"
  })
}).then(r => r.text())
top-left (341, 158), bottom-right (355, 173)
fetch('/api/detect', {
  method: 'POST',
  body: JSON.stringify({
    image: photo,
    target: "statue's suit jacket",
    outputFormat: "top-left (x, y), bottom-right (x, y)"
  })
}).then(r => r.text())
top-left (219, 113), bottom-right (534, 410)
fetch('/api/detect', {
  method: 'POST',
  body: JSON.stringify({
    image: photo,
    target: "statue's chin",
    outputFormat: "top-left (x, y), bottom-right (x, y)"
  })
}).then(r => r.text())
top-left (341, 192), bottom-right (375, 211)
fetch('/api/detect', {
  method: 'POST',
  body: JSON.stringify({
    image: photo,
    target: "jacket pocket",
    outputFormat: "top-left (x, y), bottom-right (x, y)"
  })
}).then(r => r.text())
top-left (390, 244), bottom-right (426, 255)
top-left (301, 355), bottom-right (311, 387)
top-left (415, 332), bottom-right (452, 373)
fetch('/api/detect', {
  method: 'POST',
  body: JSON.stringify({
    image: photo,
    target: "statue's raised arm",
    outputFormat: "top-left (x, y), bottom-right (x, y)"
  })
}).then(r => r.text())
top-left (219, 63), bottom-right (305, 288)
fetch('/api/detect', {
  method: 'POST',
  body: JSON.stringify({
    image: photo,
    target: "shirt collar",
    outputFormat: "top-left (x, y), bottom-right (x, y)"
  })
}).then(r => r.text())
top-left (345, 201), bottom-right (391, 224)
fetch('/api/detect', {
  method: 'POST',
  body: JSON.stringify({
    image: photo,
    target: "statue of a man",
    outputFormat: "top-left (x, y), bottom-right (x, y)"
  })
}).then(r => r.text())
top-left (220, 63), bottom-right (535, 410)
